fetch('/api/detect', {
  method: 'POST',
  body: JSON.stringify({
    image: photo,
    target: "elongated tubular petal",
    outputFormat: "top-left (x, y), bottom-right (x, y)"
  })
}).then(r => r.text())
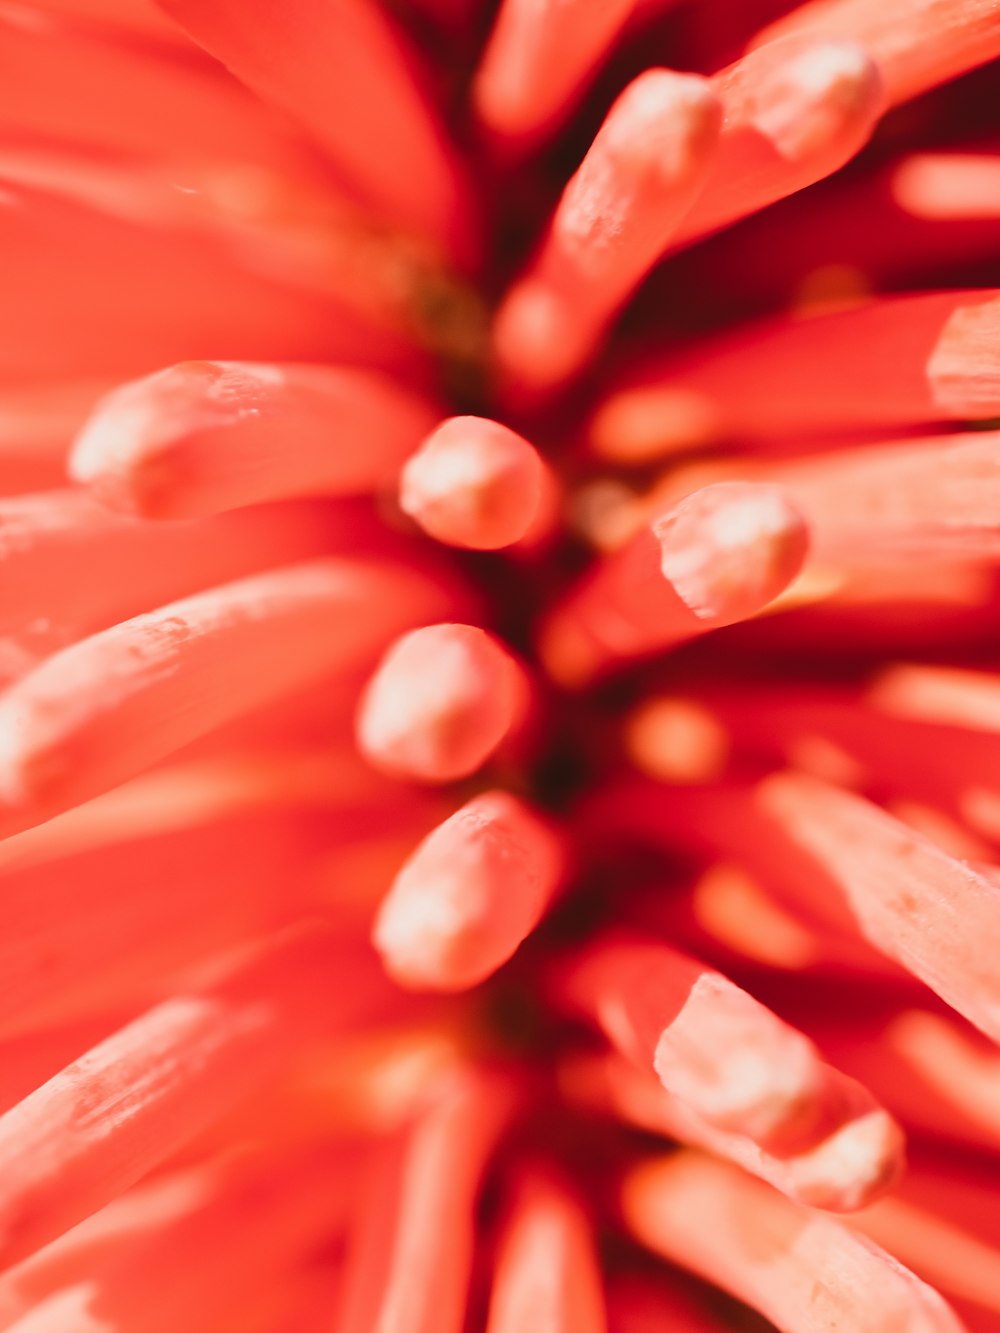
top-left (539, 482), bottom-right (808, 685)
top-left (399, 416), bottom-right (551, 550)
top-left (0, 555), bottom-right (456, 824)
top-left (374, 790), bottom-right (564, 990)
top-left (0, 183), bottom-right (413, 384)
top-left (622, 1152), bottom-right (967, 1333)
top-left (646, 681), bottom-right (1000, 837)
top-left (594, 289), bottom-right (1000, 455)
top-left (0, 808), bottom-right (328, 1039)
top-left (816, 1008), bottom-right (1000, 1164)
top-left (639, 442), bottom-right (1000, 570)
top-left (649, 430), bottom-right (1000, 561)
top-left (335, 1069), bottom-right (513, 1333)
top-left (0, 924), bottom-right (394, 1269)
top-left (5, 1148), bottom-right (359, 1333)
top-left (493, 71), bottom-right (722, 388)
top-left (853, 1162), bottom-right (1000, 1317)
top-left (70, 361), bottom-right (439, 519)
top-left (472, 0), bottom-right (637, 140)
top-left (872, 661), bottom-right (1000, 733)
top-left (686, 863), bottom-right (829, 971)
top-left (0, 745), bottom-right (428, 878)
top-left (0, 17), bottom-right (312, 174)
top-left (589, 777), bottom-right (966, 981)
top-left (356, 625), bottom-right (528, 783)
top-left (651, 149), bottom-right (1000, 347)
top-left (894, 150), bottom-right (1000, 221)
top-left (758, 772), bottom-right (1000, 1044)
top-left (574, 1051), bottom-right (902, 1212)
top-left (0, 144), bottom-right (475, 372)
top-left (556, 934), bottom-right (885, 1156)
top-left (155, 0), bottom-right (472, 258)
top-left (486, 1171), bottom-right (607, 1333)
top-left (782, 429), bottom-right (1000, 558)
top-left (0, 1018), bottom-right (139, 1122)
top-left (0, 491), bottom-right (351, 645)
top-left (196, 1023), bottom-right (468, 1151)
top-left (736, 286), bottom-right (997, 447)
top-left (749, 0), bottom-right (1000, 107)
top-left (743, 562), bottom-right (1000, 653)
top-left (599, 768), bottom-right (999, 973)
top-left (674, 1075), bottom-right (903, 1216)
top-left (0, 1169), bottom-right (214, 1328)
top-left (664, 37), bottom-right (885, 255)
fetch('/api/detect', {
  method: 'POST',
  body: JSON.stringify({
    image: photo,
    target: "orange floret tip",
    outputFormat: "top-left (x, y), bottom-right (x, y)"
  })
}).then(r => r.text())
top-left (571, 1049), bottom-right (903, 1213)
top-left (399, 415), bottom-right (551, 550)
top-left (356, 623), bottom-right (528, 783)
top-left (749, 0), bottom-right (1000, 108)
top-left (541, 481), bottom-right (808, 684)
top-left (555, 933), bottom-right (896, 1160)
top-left (374, 789), bottom-right (564, 991)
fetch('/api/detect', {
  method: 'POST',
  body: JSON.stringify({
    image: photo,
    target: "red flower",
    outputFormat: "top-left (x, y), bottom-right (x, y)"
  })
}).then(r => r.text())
top-left (1, 0), bottom-right (1000, 1329)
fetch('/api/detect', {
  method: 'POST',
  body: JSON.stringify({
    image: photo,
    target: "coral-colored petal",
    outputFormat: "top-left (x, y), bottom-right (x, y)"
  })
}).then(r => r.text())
top-left (623, 1152), bottom-right (967, 1332)
top-left (71, 361), bottom-right (438, 519)
top-left (759, 772), bottom-right (1000, 1042)
top-left (0, 925), bottom-right (393, 1269)
top-left (334, 1069), bottom-right (513, 1333)
top-left (0, 555), bottom-right (457, 824)
top-left (557, 933), bottom-right (894, 1161)
top-left (592, 290), bottom-right (1000, 457)
top-left (156, 0), bottom-right (473, 256)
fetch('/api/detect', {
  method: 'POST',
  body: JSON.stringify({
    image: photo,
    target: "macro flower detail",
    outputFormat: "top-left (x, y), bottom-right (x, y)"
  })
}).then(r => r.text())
top-left (2, 0), bottom-right (1000, 1330)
